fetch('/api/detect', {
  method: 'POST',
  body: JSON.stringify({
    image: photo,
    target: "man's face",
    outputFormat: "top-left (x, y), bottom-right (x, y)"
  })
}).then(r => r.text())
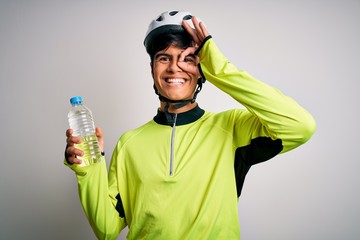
top-left (152, 45), bottom-right (199, 101)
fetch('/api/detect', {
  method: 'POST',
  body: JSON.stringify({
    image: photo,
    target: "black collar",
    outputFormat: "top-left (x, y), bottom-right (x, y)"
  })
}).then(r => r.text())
top-left (153, 104), bottom-right (205, 126)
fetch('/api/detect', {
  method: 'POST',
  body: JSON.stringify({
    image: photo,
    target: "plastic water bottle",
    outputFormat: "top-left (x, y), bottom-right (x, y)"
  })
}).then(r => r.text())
top-left (68, 96), bottom-right (102, 166)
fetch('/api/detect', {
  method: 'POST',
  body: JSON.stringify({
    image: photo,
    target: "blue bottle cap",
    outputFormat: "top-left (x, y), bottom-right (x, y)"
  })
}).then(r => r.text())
top-left (70, 96), bottom-right (83, 105)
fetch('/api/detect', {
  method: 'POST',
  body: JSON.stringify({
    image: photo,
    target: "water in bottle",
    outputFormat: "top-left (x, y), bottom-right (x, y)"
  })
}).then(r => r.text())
top-left (68, 96), bottom-right (102, 166)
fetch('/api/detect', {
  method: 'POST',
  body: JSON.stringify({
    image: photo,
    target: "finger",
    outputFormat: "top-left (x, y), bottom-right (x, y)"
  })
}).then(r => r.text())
top-left (95, 127), bottom-right (103, 139)
top-left (66, 146), bottom-right (84, 157)
top-left (66, 135), bottom-right (82, 146)
top-left (178, 47), bottom-right (200, 75)
top-left (66, 129), bottom-right (81, 146)
top-left (192, 16), bottom-right (201, 33)
top-left (65, 146), bottom-right (84, 164)
top-left (192, 16), bottom-right (210, 43)
top-left (192, 16), bottom-right (205, 40)
top-left (66, 129), bottom-right (73, 138)
top-left (182, 20), bottom-right (200, 44)
top-left (179, 47), bottom-right (197, 61)
top-left (177, 62), bottom-right (199, 75)
top-left (67, 156), bottom-right (83, 165)
top-left (95, 127), bottom-right (104, 150)
top-left (199, 21), bottom-right (209, 38)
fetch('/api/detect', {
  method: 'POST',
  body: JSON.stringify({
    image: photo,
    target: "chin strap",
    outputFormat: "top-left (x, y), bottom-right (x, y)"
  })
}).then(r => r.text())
top-left (154, 77), bottom-right (204, 125)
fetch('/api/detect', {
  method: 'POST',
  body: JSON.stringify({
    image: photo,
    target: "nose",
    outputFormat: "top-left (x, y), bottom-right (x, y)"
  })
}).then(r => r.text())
top-left (167, 59), bottom-right (182, 73)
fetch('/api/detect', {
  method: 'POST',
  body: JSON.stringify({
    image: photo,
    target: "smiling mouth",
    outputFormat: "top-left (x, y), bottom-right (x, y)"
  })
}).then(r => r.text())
top-left (166, 78), bottom-right (186, 84)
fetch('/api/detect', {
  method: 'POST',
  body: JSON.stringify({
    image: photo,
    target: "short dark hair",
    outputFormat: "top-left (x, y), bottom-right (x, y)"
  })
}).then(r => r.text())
top-left (146, 31), bottom-right (194, 61)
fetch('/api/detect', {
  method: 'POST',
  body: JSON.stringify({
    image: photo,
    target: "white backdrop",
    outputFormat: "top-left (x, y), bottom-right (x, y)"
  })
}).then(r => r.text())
top-left (1, 0), bottom-right (359, 239)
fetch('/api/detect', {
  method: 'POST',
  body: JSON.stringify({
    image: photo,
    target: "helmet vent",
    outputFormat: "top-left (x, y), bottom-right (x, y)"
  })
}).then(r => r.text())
top-left (183, 15), bottom-right (192, 20)
top-left (156, 15), bottom-right (163, 22)
top-left (169, 11), bottom-right (179, 16)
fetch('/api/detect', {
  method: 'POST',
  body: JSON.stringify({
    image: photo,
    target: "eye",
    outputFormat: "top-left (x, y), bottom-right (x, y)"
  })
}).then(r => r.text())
top-left (155, 54), bottom-right (171, 63)
top-left (184, 55), bottom-right (197, 64)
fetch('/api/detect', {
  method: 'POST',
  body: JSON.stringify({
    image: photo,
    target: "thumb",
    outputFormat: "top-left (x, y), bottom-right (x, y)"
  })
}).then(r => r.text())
top-left (95, 127), bottom-right (104, 151)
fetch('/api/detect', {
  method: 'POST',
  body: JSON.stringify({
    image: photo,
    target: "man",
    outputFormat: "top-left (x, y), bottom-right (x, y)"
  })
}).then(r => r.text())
top-left (65, 10), bottom-right (316, 239)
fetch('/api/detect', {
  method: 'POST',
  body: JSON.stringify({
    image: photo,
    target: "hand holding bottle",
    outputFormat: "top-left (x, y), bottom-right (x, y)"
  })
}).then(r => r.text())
top-left (65, 127), bottom-right (104, 165)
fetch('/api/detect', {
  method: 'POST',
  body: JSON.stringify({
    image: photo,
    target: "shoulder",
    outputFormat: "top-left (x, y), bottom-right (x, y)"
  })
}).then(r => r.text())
top-left (199, 108), bottom-right (251, 130)
top-left (202, 108), bottom-right (249, 122)
top-left (117, 120), bottom-right (156, 147)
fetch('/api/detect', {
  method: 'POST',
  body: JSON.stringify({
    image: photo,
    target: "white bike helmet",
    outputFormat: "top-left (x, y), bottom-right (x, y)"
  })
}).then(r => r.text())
top-left (144, 10), bottom-right (197, 51)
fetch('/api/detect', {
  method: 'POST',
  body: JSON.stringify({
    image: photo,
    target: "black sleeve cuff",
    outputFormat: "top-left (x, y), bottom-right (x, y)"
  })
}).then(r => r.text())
top-left (195, 35), bottom-right (212, 55)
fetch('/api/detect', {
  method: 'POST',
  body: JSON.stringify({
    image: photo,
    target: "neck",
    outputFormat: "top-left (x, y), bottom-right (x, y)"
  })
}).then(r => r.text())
top-left (159, 101), bottom-right (197, 113)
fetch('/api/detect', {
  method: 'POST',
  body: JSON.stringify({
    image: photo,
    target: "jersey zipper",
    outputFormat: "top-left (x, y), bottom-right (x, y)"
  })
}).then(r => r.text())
top-left (169, 113), bottom-right (178, 176)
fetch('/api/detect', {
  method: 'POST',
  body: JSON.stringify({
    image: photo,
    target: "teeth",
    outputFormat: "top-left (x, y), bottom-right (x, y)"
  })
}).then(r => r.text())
top-left (167, 78), bottom-right (185, 83)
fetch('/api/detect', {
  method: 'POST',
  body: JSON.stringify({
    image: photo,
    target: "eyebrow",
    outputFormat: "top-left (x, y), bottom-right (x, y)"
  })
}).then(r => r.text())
top-left (154, 53), bottom-right (171, 59)
top-left (154, 52), bottom-right (196, 61)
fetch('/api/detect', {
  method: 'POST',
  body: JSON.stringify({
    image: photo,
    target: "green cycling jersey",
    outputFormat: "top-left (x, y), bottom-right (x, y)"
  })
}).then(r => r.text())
top-left (65, 37), bottom-right (316, 240)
